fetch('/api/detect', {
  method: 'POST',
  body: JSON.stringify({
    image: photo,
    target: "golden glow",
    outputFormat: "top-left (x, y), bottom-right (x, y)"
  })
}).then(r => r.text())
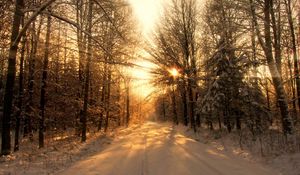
top-left (169, 68), bottom-right (179, 77)
top-left (130, 60), bottom-right (153, 80)
top-left (128, 60), bottom-right (156, 98)
top-left (126, 1), bottom-right (165, 97)
top-left (206, 149), bottom-right (228, 159)
top-left (128, 0), bottom-right (164, 35)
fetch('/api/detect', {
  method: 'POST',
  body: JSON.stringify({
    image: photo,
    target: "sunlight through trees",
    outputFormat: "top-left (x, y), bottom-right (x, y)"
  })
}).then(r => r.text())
top-left (0, 1), bottom-right (300, 174)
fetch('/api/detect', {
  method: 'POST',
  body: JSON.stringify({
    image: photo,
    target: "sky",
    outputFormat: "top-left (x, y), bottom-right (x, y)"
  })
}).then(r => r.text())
top-left (128, 0), bottom-right (165, 36)
top-left (125, 0), bottom-right (165, 98)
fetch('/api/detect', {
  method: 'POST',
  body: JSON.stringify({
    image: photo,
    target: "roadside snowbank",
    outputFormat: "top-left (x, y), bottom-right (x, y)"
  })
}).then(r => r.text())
top-left (174, 123), bottom-right (300, 175)
top-left (0, 130), bottom-right (114, 175)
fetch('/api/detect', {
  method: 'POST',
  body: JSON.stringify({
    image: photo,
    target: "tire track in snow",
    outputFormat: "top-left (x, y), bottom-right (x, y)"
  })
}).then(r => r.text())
top-left (170, 128), bottom-right (223, 175)
top-left (141, 126), bottom-right (149, 175)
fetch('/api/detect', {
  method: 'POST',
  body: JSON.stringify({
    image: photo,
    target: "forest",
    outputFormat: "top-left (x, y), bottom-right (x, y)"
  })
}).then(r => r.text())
top-left (0, 0), bottom-right (300, 174)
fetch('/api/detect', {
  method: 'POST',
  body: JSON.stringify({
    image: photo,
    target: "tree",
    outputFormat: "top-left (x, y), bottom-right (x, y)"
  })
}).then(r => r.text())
top-left (81, 0), bottom-right (93, 142)
top-left (1, 0), bottom-right (56, 155)
top-left (249, 0), bottom-right (294, 134)
top-left (149, 0), bottom-right (199, 131)
top-left (24, 16), bottom-right (43, 140)
top-left (125, 78), bottom-right (131, 126)
top-left (14, 20), bottom-right (26, 151)
top-left (284, 0), bottom-right (300, 112)
top-left (1, 0), bottom-right (25, 156)
top-left (39, 11), bottom-right (52, 148)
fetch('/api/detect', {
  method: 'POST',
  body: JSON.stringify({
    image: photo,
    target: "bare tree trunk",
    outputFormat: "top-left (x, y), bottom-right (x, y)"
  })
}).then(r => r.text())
top-left (270, 0), bottom-right (282, 76)
top-left (39, 13), bottom-right (51, 148)
top-left (285, 0), bottom-right (300, 113)
top-left (0, 51), bottom-right (3, 95)
top-left (180, 80), bottom-right (188, 126)
top-left (250, 0), bottom-right (293, 134)
top-left (81, 0), bottom-right (93, 142)
top-left (53, 21), bottom-right (61, 130)
top-left (218, 116), bottom-right (222, 130)
top-left (24, 17), bottom-right (43, 141)
top-left (195, 92), bottom-right (201, 127)
top-left (125, 79), bottom-right (130, 127)
top-left (1, 0), bottom-right (24, 155)
top-left (14, 26), bottom-right (26, 152)
top-left (116, 84), bottom-right (121, 126)
top-left (265, 0), bottom-right (293, 134)
top-left (0, 49), bottom-right (4, 102)
top-left (251, 11), bottom-right (258, 82)
top-left (76, 0), bottom-right (86, 87)
top-left (262, 67), bottom-right (271, 110)
top-left (104, 70), bottom-right (111, 132)
top-left (75, 0), bottom-right (87, 136)
top-left (98, 61), bottom-right (107, 131)
top-left (299, 4), bottom-right (300, 57)
top-left (63, 27), bottom-right (68, 76)
top-left (98, 79), bottom-right (105, 131)
top-left (287, 48), bottom-right (297, 115)
top-left (171, 85), bottom-right (178, 125)
top-left (188, 84), bottom-right (196, 132)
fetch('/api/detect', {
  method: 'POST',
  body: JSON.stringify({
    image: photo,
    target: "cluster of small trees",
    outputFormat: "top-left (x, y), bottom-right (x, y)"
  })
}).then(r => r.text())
top-left (150, 0), bottom-right (199, 132)
top-left (153, 0), bottom-right (300, 138)
top-left (0, 0), bottom-right (138, 155)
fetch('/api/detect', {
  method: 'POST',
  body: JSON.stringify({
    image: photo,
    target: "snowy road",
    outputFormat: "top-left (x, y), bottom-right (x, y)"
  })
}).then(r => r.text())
top-left (58, 122), bottom-right (278, 175)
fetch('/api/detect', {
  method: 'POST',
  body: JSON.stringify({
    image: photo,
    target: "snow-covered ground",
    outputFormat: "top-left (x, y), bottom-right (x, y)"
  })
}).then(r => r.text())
top-left (58, 122), bottom-right (277, 175)
top-left (0, 122), bottom-right (298, 175)
top-left (175, 124), bottom-right (300, 175)
top-left (0, 130), bottom-right (114, 175)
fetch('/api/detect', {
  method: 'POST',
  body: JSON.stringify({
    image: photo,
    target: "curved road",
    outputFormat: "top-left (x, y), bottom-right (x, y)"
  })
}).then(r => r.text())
top-left (58, 122), bottom-right (278, 175)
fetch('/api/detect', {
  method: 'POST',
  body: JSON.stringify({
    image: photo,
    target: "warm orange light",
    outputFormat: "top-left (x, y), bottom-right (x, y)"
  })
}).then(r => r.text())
top-left (169, 68), bottom-right (179, 77)
top-left (128, 0), bottom-right (165, 36)
top-left (127, 60), bottom-right (156, 98)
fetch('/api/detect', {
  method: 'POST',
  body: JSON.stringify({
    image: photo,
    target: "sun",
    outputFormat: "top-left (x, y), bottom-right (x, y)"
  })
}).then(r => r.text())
top-left (169, 68), bottom-right (179, 77)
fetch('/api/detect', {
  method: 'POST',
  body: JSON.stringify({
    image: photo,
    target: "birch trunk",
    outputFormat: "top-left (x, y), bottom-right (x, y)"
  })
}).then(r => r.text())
top-left (81, 0), bottom-right (93, 142)
top-left (250, 0), bottom-right (293, 134)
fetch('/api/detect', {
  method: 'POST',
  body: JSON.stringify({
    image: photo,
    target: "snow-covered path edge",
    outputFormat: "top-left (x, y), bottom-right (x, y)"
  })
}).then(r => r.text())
top-left (174, 124), bottom-right (300, 175)
top-left (0, 129), bottom-right (116, 175)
